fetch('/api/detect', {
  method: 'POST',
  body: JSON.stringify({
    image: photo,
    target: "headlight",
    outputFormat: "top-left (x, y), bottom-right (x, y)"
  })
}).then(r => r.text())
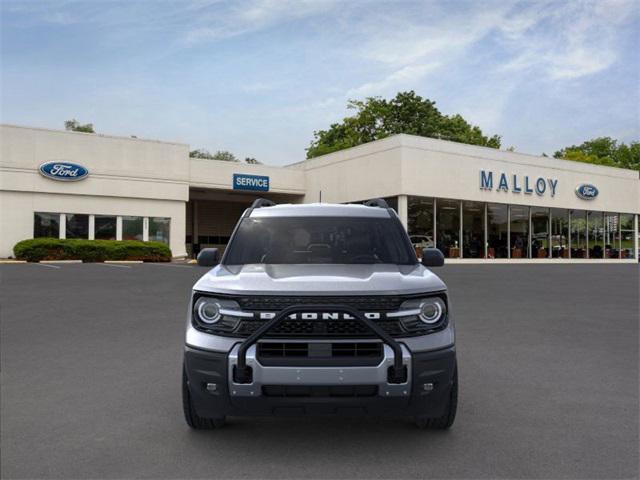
top-left (418, 297), bottom-right (446, 324)
top-left (194, 297), bottom-right (222, 324)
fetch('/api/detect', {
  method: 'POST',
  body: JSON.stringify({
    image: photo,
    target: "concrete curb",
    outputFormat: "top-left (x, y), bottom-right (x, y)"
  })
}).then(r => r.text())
top-left (40, 260), bottom-right (82, 264)
top-left (0, 259), bottom-right (27, 264)
top-left (104, 260), bottom-right (144, 264)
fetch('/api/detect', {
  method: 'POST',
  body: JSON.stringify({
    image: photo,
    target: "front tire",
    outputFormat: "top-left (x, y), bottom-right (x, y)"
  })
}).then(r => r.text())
top-left (182, 366), bottom-right (225, 429)
top-left (415, 365), bottom-right (458, 430)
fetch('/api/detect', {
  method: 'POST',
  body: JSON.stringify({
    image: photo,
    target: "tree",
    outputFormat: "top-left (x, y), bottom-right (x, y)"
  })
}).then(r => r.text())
top-left (306, 91), bottom-right (501, 158)
top-left (554, 137), bottom-right (640, 172)
top-left (189, 149), bottom-right (239, 162)
top-left (64, 119), bottom-right (94, 133)
top-left (244, 157), bottom-right (262, 164)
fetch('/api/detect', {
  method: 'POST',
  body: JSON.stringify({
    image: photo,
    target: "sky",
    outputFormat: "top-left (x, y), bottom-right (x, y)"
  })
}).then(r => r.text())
top-left (1, 0), bottom-right (639, 165)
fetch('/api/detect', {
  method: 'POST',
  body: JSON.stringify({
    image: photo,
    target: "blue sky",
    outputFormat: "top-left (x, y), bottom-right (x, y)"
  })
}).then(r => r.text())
top-left (1, 0), bottom-right (638, 165)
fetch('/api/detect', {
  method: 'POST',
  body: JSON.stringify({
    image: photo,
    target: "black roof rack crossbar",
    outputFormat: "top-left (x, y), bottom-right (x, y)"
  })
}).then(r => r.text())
top-left (250, 198), bottom-right (276, 209)
top-left (364, 198), bottom-right (389, 209)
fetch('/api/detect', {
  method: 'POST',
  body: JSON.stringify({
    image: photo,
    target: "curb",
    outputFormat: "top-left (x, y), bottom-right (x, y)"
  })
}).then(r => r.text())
top-left (104, 260), bottom-right (144, 264)
top-left (40, 260), bottom-right (82, 264)
top-left (0, 260), bottom-right (27, 264)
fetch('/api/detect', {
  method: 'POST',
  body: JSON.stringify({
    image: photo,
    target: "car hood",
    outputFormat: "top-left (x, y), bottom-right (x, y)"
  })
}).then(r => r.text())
top-left (193, 264), bottom-right (446, 296)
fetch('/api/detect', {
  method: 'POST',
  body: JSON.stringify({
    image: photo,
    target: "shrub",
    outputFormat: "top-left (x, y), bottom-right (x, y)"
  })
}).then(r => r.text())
top-left (13, 238), bottom-right (172, 262)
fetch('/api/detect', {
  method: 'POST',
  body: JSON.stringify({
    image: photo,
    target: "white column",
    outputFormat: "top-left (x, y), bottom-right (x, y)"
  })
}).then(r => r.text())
top-left (143, 217), bottom-right (149, 242)
top-left (192, 200), bottom-right (199, 242)
top-left (397, 195), bottom-right (408, 231)
top-left (59, 213), bottom-right (66, 239)
top-left (634, 214), bottom-right (639, 260)
top-left (88, 215), bottom-right (95, 240)
top-left (116, 216), bottom-right (123, 241)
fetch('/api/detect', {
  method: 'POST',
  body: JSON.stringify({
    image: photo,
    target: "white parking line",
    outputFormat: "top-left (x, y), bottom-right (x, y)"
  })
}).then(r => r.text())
top-left (96, 263), bottom-right (131, 269)
top-left (36, 263), bottom-right (61, 269)
top-left (149, 263), bottom-right (193, 268)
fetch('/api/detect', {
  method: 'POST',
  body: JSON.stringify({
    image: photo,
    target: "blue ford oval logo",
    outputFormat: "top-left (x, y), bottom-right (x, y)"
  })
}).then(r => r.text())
top-left (39, 161), bottom-right (89, 182)
top-left (575, 184), bottom-right (598, 200)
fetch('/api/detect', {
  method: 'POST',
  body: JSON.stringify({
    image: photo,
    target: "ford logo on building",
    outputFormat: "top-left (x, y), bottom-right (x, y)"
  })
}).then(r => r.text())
top-left (575, 184), bottom-right (598, 200)
top-left (39, 161), bottom-right (89, 182)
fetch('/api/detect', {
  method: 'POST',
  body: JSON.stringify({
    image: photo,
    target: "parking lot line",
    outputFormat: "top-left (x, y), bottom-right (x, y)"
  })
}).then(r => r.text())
top-left (95, 263), bottom-right (131, 269)
top-left (35, 263), bottom-right (61, 269)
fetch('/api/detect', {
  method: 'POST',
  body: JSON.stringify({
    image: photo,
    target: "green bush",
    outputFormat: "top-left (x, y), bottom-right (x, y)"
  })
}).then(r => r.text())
top-left (13, 238), bottom-right (172, 262)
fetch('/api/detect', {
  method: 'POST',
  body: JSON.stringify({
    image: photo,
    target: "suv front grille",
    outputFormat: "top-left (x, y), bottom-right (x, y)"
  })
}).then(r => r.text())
top-left (235, 295), bottom-right (406, 312)
top-left (236, 319), bottom-right (404, 338)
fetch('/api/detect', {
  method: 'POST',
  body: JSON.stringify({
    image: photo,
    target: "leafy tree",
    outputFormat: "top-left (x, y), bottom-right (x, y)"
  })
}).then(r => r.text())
top-left (554, 137), bottom-right (640, 171)
top-left (189, 149), bottom-right (239, 162)
top-left (64, 119), bottom-right (94, 133)
top-left (306, 91), bottom-right (501, 158)
top-left (244, 157), bottom-right (262, 164)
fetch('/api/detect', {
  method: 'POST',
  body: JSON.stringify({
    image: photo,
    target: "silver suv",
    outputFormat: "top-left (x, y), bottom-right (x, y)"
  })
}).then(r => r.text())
top-left (182, 199), bottom-right (457, 429)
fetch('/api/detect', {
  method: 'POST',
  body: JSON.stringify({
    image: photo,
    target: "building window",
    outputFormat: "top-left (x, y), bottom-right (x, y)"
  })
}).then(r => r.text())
top-left (487, 203), bottom-right (508, 259)
top-left (149, 217), bottom-right (170, 244)
top-left (571, 210), bottom-right (587, 258)
top-left (122, 216), bottom-right (143, 241)
top-left (551, 209), bottom-right (570, 258)
top-left (462, 201), bottom-right (484, 258)
top-left (34, 212), bottom-right (60, 238)
top-left (65, 214), bottom-right (89, 239)
top-left (95, 215), bottom-right (117, 240)
top-left (603, 213), bottom-right (619, 259)
top-left (620, 214), bottom-right (635, 259)
top-left (531, 207), bottom-right (550, 259)
top-left (436, 199), bottom-right (460, 258)
top-left (588, 211), bottom-right (604, 258)
top-left (510, 206), bottom-right (530, 259)
top-left (407, 196), bottom-right (434, 255)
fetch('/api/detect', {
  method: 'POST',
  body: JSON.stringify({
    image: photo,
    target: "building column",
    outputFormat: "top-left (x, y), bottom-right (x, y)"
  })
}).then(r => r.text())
top-left (397, 195), bottom-right (408, 231)
top-left (88, 215), bottom-right (95, 240)
top-left (634, 214), bottom-right (639, 260)
top-left (116, 216), bottom-right (123, 241)
top-left (143, 217), bottom-right (149, 242)
top-left (59, 213), bottom-right (66, 239)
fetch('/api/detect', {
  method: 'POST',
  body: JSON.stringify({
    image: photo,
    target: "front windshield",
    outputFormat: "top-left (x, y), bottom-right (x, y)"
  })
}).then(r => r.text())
top-left (223, 216), bottom-right (417, 265)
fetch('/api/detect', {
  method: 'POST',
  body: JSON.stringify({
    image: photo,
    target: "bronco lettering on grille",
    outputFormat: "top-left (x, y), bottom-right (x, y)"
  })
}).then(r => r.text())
top-left (258, 312), bottom-right (381, 320)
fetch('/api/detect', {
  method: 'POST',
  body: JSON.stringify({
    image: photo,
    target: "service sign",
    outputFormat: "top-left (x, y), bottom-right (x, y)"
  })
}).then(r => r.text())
top-left (575, 184), bottom-right (598, 200)
top-left (39, 161), bottom-right (89, 182)
top-left (233, 173), bottom-right (269, 192)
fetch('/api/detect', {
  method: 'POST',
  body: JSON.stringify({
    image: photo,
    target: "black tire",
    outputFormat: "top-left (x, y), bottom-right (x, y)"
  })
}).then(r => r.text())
top-left (182, 366), bottom-right (225, 429)
top-left (415, 365), bottom-right (458, 430)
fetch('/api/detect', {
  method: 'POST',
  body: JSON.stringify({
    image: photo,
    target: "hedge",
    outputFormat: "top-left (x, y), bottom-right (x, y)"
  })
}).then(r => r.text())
top-left (13, 238), bottom-right (172, 262)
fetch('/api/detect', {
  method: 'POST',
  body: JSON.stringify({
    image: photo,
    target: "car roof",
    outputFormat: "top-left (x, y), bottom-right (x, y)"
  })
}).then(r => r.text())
top-left (249, 203), bottom-right (393, 218)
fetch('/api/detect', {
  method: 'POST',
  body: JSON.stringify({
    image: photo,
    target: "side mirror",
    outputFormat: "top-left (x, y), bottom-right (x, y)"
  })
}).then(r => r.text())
top-left (197, 248), bottom-right (220, 267)
top-left (421, 248), bottom-right (445, 267)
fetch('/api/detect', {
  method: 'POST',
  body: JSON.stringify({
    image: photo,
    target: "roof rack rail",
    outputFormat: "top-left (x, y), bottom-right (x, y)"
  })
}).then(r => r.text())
top-left (250, 198), bottom-right (276, 209)
top-left (364, 198), bottom-right (389, 209)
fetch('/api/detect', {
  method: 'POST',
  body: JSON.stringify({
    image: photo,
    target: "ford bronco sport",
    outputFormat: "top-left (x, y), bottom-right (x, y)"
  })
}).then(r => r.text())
top-left (183, 199), bottom-right (457, 429)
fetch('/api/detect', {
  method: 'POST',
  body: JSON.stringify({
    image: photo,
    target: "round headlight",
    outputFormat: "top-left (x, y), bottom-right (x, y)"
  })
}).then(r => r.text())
top-left (419, 298), bottom-right (445, 324)
top-left (195, 298), bottom-right (221, 324)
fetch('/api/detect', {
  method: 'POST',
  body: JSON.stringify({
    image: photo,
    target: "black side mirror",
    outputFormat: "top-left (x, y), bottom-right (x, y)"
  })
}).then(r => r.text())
top-left (197, 248), bottom-right (220, 267)
top-left (421, 248), bottom-right (445, 267)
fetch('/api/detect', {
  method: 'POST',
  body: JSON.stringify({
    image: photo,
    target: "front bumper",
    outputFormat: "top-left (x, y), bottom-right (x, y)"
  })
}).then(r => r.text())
top-left (184, 344), bottom-right (456, 418)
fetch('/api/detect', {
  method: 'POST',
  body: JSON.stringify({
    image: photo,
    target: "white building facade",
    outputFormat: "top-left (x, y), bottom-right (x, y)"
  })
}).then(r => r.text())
top-left (1, 124), bottom-right (638, 262)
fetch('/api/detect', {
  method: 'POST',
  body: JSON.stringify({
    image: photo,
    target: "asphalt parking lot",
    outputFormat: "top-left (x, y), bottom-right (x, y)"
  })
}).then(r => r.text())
top-left (1, 263), bottom-right (638, 479)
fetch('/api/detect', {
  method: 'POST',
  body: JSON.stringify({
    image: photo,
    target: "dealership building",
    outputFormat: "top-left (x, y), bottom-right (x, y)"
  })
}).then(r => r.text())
top-left (1, 123), bottom-right (638, 262)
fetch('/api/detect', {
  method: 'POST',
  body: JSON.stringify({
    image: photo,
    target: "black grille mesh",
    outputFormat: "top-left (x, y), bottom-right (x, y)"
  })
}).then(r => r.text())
top-left (235, 295), bottom-right (406, 312)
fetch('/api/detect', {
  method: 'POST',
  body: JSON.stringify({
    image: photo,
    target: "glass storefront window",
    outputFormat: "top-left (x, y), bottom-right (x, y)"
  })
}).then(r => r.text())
top-left (122, 216), bottom-right (143, 241)
top-left (588, 211), bottom-right (604, 258)
top-left (531, 207), bottom-right (549, 259)
top-left (95, 215), bottom-right (117, 240)
top-left (620, 214), bottom-right (635, 259)
top-left (436, 199), bottom-right (460, 258)
top-left (487, 203), bottom-right (508, 259)
top-left (462, 201), bottom-right (484, 258)
top-left (149, 217), bottom-right (170, 244)
top-left (34, 212), bottom-right (59, 238)
top-left (571, 210), bottom-right (587, 258)
top-left (65, 214), bottom-right (89, 239)
top-left (407, 196), bottom-right (434, 257)
top-left (551, 209), bottom-right (569, 258)
top-left (510, 206), bottom-right (530, 259)
top-left (603, 213), bottom-right (619, 259)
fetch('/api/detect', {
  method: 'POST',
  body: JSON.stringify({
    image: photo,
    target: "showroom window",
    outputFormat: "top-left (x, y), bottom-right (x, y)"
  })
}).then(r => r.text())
top-left (122, 216), bottom-right (143, 241)
top-left (510, 206), bottom-right (530, 259)
top-left (34, 212), bottom-right (60, 238)
top-left (603, 213), bottom-right (619, 259)
top-left (407, 196), bottom-right (434, 255)
top-left (487, 203), bottom-right (508, 259)
top-left (588, 211), bottom-right (604, 258)
top-left (462, 201), bottom-right (484, 259)
top-left (149, 217), bottom-right (170, 244)
top-left (571, 210), bottom-right (587, 258)
top-left (620, 214), bottom-right (635, 259)
top-left (95, 215), bottom-right (117, 240)
top-left (551, 209), bottom-right (570, 258)
top-left (531, 207), bottom-right (550, 259)
top-left (436, 199), bottom-right (460, 258)
top-left (65, 214), bottom-right (89, 239)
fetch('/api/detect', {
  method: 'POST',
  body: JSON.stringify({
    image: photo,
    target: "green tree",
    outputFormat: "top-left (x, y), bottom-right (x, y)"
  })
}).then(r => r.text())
top-left (306, 91), bottom-right (501, 158)
top-left (554, 137), bottom-right (640, 171)
top-left (189, 149), bottom-right (239, 162)
top-left (64, 119), bottom-right (94, 133)
top-left (244, 157), bottom-right (262, 164)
